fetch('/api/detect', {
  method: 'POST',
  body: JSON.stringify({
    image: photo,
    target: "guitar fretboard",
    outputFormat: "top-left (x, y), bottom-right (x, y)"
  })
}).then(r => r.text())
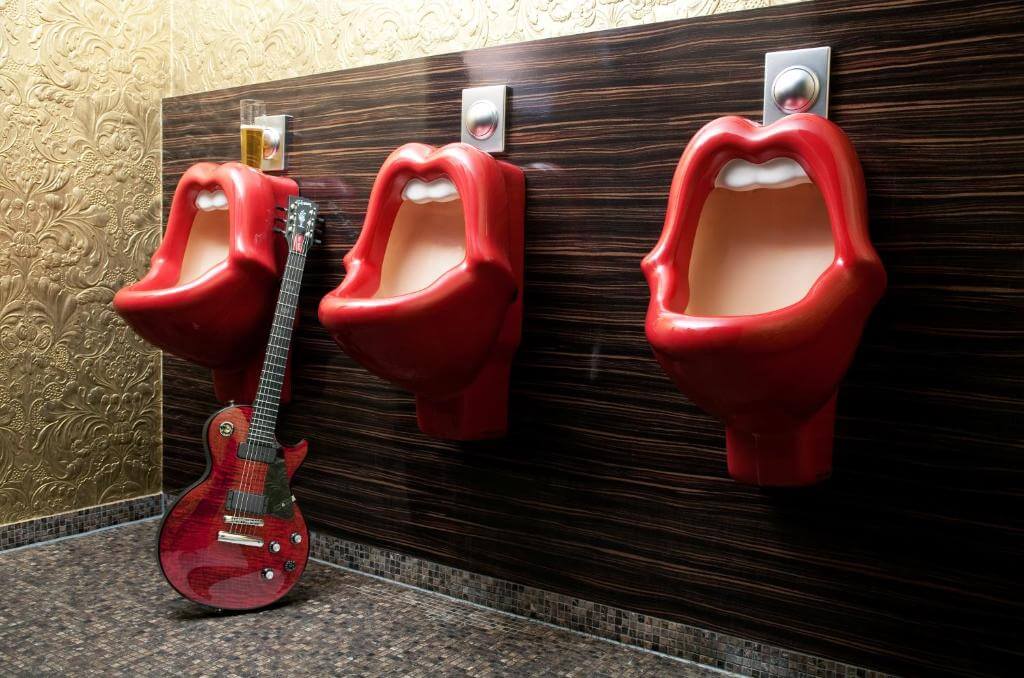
top-left (247, 203), bottom-right (315, 447)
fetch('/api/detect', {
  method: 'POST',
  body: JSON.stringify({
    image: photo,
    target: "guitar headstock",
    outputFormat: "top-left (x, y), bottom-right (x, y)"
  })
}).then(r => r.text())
top-left (281, 195), bottom-right (322, 255)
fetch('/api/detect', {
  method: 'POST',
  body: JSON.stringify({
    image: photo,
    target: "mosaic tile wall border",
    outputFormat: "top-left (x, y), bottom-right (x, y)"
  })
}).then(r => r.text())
top-left (0, 494), bottom-right (164, 552)
top-left (304, 524), bottom-right (895, 678)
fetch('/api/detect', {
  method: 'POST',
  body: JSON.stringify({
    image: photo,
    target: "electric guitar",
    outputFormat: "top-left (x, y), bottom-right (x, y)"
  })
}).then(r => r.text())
top-left (157, 195), bottom-right (321, 610)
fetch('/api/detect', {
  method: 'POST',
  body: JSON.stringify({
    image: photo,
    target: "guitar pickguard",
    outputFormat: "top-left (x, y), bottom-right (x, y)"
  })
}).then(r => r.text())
top-left (263, 456), bottom-right (294, 519)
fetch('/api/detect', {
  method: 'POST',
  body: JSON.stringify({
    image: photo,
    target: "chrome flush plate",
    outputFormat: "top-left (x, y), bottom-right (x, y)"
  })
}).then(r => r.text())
top-left (461, 85), bottom-right (508, 154)
top-left (763, 47), bottom-right (831, 125)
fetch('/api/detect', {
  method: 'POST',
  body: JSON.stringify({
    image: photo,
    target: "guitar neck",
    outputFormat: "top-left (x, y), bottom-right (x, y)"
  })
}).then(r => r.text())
top-left (247, 201), bottom-right (316, 446)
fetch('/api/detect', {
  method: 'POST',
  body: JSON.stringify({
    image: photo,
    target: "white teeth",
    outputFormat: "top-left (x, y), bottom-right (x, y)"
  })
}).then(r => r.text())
top-left (195, 189), bottom-right (228, 211)
top-left (715, 158), bottom-right (810, 191)
top-left (401, 178), bottom-right (459, 204)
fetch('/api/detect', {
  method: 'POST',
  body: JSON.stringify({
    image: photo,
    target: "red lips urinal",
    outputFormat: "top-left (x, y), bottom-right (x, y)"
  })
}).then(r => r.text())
top-left (319, 143), bottom-right (524, 440)
top-left (642, 114), bottom-right (886, 486)
top-left (114, 162), bottom-right (298, 404)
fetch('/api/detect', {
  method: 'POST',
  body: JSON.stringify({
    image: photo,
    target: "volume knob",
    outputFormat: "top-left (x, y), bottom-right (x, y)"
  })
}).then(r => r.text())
top-left (268, 540), bottom-right (281, 553)
top-left (260, 568), bottom-right (275, 580)
top-left (289, 532), bottom-right (302, 544)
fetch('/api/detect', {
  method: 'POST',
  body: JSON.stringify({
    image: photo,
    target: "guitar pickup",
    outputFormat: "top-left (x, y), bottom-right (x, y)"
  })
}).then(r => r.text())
top-left (237, 441), bottom-right (277, 463)
top-left (225, 489), bottom-right (268, 515)
top-left (217, 531), bottom-right (264, 548)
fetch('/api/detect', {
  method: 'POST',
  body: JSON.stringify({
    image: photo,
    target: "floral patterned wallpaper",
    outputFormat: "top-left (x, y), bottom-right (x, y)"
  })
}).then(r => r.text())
top-left (0, 0), bottom-right (166, 525)
top-left (0, 0), bottom-right (800, 525)
top-left (169, 0), bottom-right (802, 95)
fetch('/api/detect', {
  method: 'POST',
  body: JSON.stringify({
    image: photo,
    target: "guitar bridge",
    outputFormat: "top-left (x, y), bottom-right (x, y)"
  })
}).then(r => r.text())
top-left (224, 515), bottom-right (264, 527)
top-left (216, 531), bottom-right (264, 548)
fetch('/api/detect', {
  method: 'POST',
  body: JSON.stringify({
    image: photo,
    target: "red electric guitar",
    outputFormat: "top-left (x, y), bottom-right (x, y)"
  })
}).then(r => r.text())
top-left (158, 195), bottom-right (321, 610)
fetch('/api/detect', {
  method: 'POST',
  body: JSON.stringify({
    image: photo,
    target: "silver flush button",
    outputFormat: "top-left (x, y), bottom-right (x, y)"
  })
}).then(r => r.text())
top-left (763, 47), bottom-right (830, 124)
top-left (461, 85), bottom-right (508, 153)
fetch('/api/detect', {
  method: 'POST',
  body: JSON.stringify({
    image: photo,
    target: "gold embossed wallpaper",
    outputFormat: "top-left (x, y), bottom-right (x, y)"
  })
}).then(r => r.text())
top-left (0, 0), bottom-right (799, 525)
top-left (169, 0), bottom-right (801, 95)
top-left (0, 0), bottom-right (167, 524)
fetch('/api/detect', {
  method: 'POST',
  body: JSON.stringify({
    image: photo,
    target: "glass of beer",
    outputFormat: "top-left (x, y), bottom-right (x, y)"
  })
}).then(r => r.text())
top-left (239, 99), bottom-right (266, 169)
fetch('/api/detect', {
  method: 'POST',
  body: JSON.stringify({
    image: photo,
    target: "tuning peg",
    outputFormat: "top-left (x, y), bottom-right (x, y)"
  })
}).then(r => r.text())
top-left (274, 205), bottom-right (287, 212)
top-left (273, 227), bottom-right (286, 236)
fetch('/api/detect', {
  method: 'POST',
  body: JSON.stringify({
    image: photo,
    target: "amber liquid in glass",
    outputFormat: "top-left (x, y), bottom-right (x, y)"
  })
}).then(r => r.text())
top-left (240, 125), bottom-right (264, 169)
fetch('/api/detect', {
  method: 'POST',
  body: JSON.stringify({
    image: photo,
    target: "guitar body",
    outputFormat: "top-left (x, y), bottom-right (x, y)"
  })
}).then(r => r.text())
top-left (158, 405), bottom-right (310, 610)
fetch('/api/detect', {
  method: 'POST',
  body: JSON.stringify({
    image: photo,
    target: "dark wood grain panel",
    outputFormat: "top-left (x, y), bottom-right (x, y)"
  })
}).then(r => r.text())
top-left (160, 1), bottom-right (1024, 675)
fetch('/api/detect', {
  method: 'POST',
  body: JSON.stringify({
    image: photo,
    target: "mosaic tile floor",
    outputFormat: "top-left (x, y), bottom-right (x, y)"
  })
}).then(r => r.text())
top-left (0, 520), bottom-right (725, 677)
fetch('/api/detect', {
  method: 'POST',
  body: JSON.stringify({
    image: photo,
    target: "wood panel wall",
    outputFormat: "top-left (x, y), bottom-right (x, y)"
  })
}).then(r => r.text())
top-left (160, 1), bottom-right (1024, 674)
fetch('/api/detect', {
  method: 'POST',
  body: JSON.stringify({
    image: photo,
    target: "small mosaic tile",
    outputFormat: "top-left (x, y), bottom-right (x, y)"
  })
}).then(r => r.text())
top-left (306, 523), bottom-right (896, 678)
top-left (0, 494), bottom-right (163, 552)
top-left (156, 491), bottom-right (892, 677)
top-left (0, 521), bottom-right (722, 677)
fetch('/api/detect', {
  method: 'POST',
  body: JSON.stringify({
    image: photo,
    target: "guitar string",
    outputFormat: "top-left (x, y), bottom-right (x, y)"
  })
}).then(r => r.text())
top-left (233, 209), bottom-right (311, 542)
top-left (236, 248), bottom-right (302, 538)
top-left (250, 210), bottom-right (309, 438)
top-left (235, 243), bottom-right (305, 540)
top-left (233, 257), bottom-right (285, 536)
top-left (247, 255), bottom-right (303, 531)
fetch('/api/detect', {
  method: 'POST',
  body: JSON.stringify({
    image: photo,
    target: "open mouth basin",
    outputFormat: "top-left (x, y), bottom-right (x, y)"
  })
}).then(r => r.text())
top-left (373, 176), bottom-right (467, 298)
top-left (176, 187), bottom-right (230, 286)
top-left (685, 157), bottom-right (835, 317)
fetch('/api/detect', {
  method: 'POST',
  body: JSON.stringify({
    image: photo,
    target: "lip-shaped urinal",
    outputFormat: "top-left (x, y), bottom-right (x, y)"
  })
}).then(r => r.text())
top-left (319, 142), bottom-right (524, 440)
top-left (114, 162), bottom-right (297, 403)
top-left (642, 114), bottom-right (886, 486)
